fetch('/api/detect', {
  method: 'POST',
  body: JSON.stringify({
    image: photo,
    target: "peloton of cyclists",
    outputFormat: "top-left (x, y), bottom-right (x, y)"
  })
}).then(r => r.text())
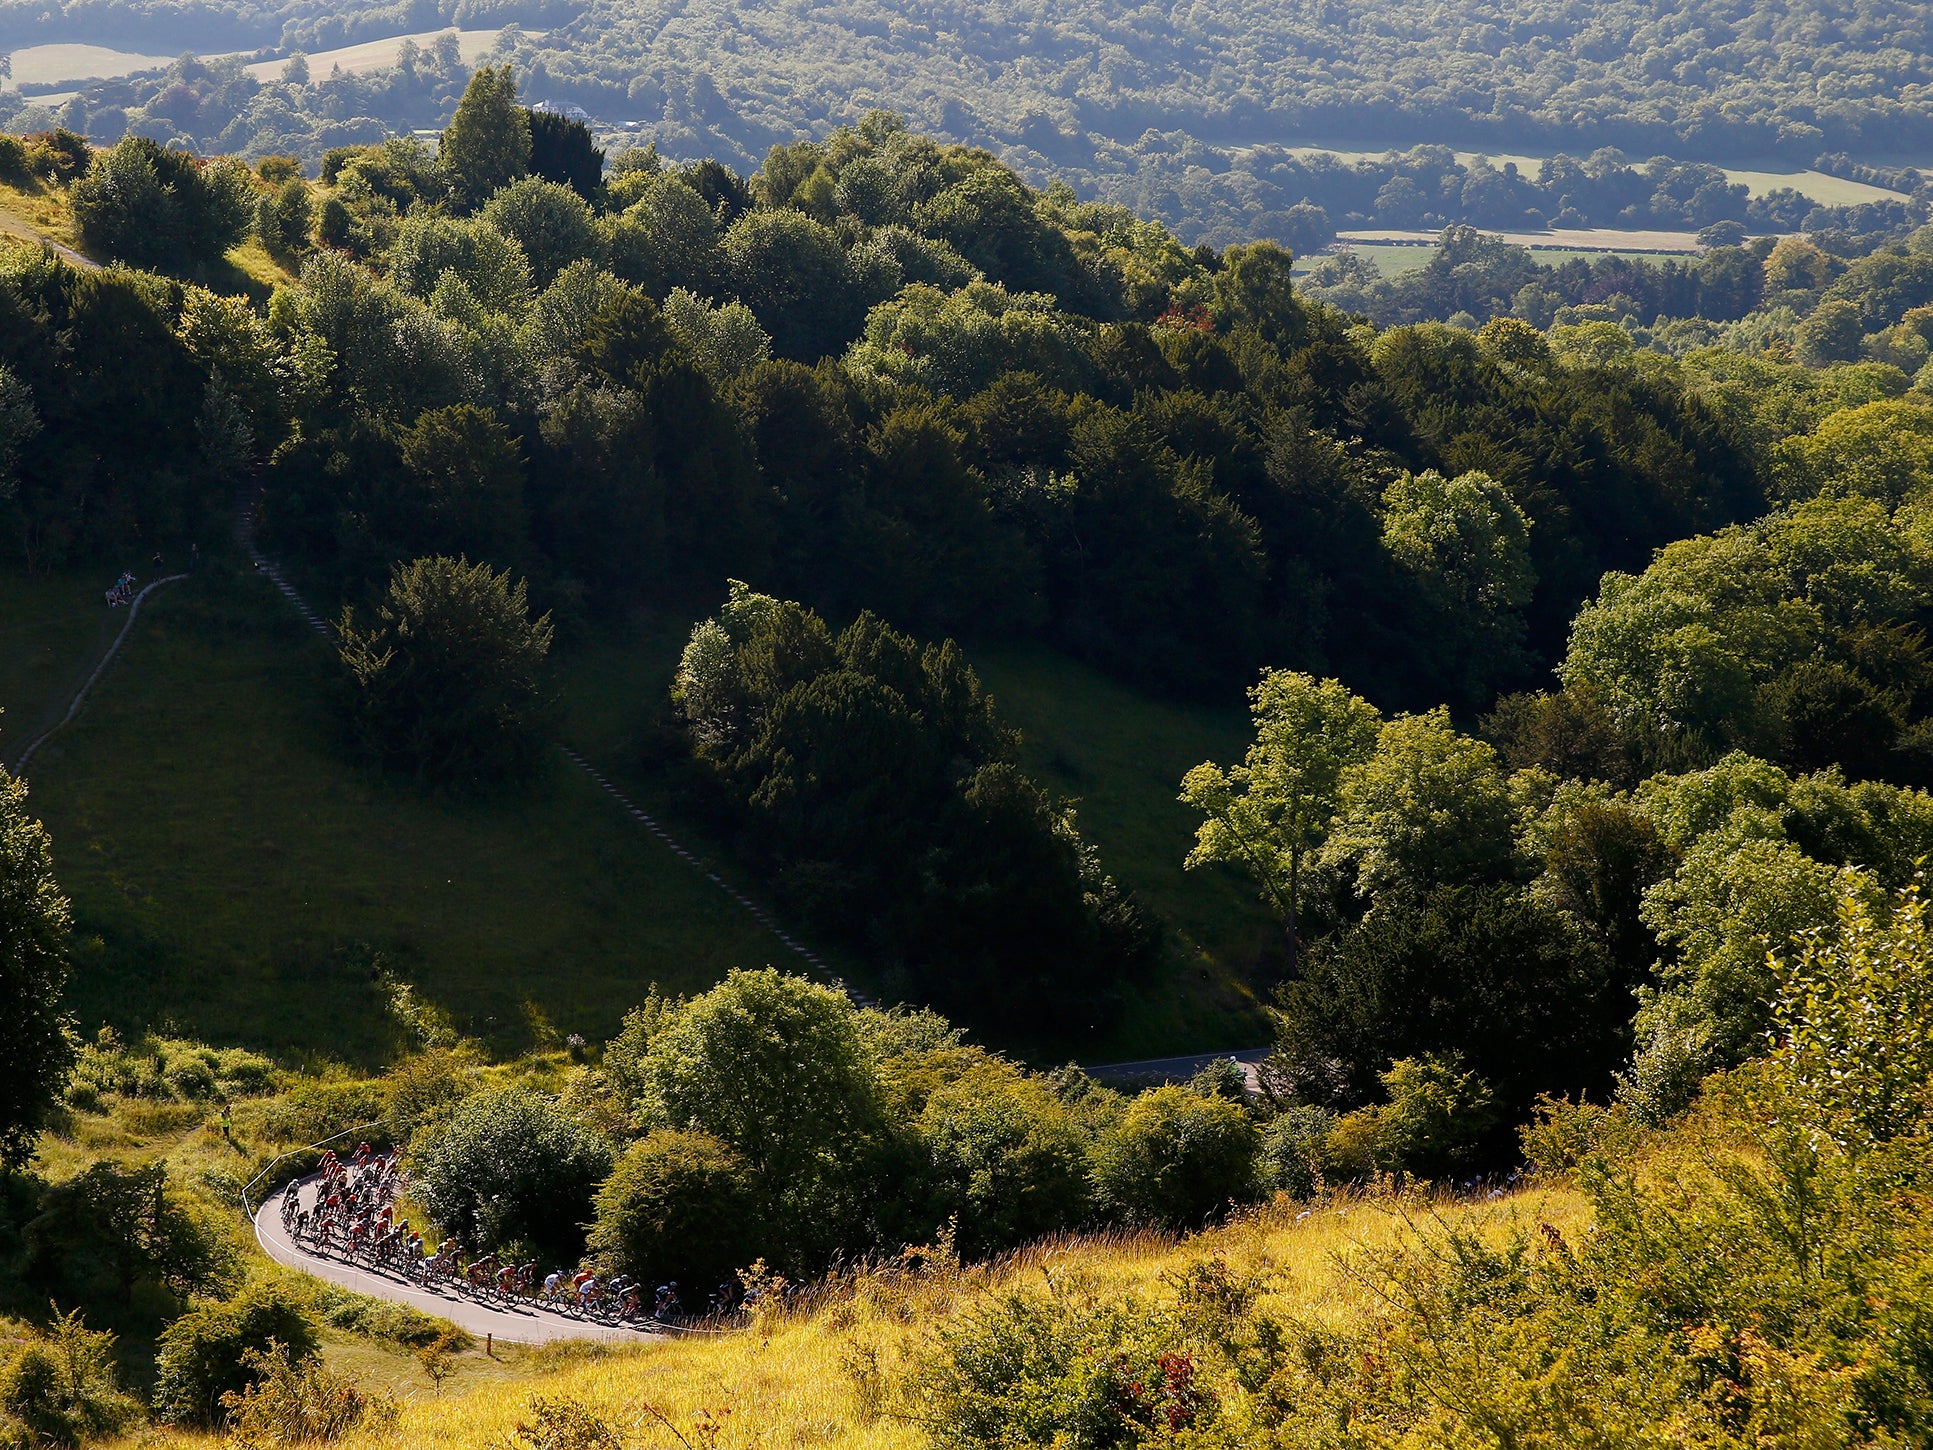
top-left (278, 1151), bottom-right (743, 1328)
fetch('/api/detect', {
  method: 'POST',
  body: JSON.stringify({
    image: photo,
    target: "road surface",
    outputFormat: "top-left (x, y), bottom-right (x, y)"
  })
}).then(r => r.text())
top-left (1087, 1048), bottom-right (1271, 1093)
top-left (253, 1178), bottom-right (665, 1345)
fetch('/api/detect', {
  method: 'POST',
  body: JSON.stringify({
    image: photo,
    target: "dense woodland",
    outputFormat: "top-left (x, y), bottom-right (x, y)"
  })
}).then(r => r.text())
top-left (7, 0), bottom-right (1933, 163)
top-left (10, 46), bottom-right (1927, 250)
top-left (4, 71), bottom-right (1933, 1445)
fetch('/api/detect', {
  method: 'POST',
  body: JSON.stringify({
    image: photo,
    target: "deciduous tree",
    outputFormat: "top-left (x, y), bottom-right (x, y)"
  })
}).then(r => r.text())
top-left (0, 767), bottom-right (75, 1169)
top-left (1180, 671), bottom-right (1380, 968)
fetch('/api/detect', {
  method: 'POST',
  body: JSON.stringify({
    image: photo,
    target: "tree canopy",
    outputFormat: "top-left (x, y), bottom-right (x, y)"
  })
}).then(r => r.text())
top-left (0, 768), bottom-right (73, 1169)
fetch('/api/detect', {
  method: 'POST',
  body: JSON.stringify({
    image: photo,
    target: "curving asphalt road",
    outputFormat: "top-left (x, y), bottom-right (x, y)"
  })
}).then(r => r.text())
top-left (1087, 1048), bottom-right (1271, 1093)
top-left (253, 1178), bottom-right (665, 1345)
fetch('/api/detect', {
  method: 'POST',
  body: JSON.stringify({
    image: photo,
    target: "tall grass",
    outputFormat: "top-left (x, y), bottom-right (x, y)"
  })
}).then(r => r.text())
top-left (117, 1183), bottom-right (1585, 1450)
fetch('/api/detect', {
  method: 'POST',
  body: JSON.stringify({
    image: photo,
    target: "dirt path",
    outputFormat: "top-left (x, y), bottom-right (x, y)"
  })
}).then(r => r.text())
top-left (0, 201), bottom-right (96, 271)
top-left (11, 573), bottom-right (188, 774)
top-left (253, 1179), bottom-right (664, 1345)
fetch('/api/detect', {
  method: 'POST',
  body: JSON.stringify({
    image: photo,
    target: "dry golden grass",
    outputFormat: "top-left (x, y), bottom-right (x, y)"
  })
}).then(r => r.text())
top-left (219, 237), bottom-right (296, 296)
top-left (0, 178), bottom-right (78, 251)
top-left (114, 1182), bottom-right (1587, 1450)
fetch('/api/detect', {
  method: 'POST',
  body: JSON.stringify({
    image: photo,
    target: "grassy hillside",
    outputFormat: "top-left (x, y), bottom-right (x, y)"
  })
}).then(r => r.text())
top-left (972, 645), bottom-right (1273, 1055)
top-left (0, 567), bottom-right (123, 764)
top-left (122, 1183), bottom-right (1584, 1450)
top-left (12, 565), bottom-right (1266, 1064)
top-left (19, 1043), bottom-right (1581, 1450)
top-left (26, 566), bottom-right (788, 1062)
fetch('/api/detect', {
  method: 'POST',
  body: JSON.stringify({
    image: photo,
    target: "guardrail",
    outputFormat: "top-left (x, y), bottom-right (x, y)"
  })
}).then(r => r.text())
top-left (240, 1120), bottom-right (387, 1216)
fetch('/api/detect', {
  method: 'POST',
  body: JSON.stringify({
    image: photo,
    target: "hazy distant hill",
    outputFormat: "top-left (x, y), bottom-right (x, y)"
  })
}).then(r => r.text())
top-left (10, 0), bottom-right (1933, 166)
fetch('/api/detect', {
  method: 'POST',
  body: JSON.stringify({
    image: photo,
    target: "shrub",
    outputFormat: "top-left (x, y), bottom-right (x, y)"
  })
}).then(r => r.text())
top-left (1518, 1095), bottom-right (1640, 1175)
top-left (1090, 1085), bottom-right (1258, 1228)
top-left (221, 1339), bottom-right (389, 1447)
top-left (512, 1396), bottom-right (625, 1450)
top-left (381, 1048), bottom-right (477, 1140)
top-left (620, 969), bottom-right (891, 1273)
top-left (1187, 1059), bottom-right (1250, 1102)
top-left (0, 1310), bottom-right (139, 1448)
top-left (259, 1078), bottom-right (387, 1147)
top-left (24, 130), bottom-right (89, 182)
top-left (154, 1283), bottom-right (320, 1426)
top-left (1319, 1107), bottom-right (1383, 1180)
top-left (164, 1055), bottom-right (216, 1099)
top-left (920, 1075), bottom-right (1091, 1256)
top-left (338, 555), bottom-right (555, 786)
top-left (906, 1288), bottom-right (1201, 1450)
top-left (415, 1086), bottom-right (612, 1263)
top-left (585, 1129), bottom-right (757, 1293)
top-left (71, 138), bottom-right (252, 271)
top-left (22, 1162), bottom-right (233, 1331)
top-left (313, 1288), bottom-right (468, 1351)
top-left (1257, 1104), bottom-right (1337, 1198)
top-left (1371, 1054), bottom-right (1499, 1179)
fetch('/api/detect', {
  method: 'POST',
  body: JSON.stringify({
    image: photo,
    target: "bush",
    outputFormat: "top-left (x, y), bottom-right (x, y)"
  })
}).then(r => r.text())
top-left (22, 1162), bottom-right (233, 1331)
top-left (338, 556), bottom-right (555, 786)
top-left (585, 1129), bottom-right (757, 1292)
top-left (0, 1311), bottom-right (139, 1448)
top-left (381, 1048), bottom-right (477, 1140)
top-left (1518, 1095), bottom-right (1640, 1175)
top-left (512, 1396), bottom-right (626, 1450)
top-left (313, 1288), bottom-right (468, 1351)
top-left (1187, 1059), bottom-right (1250, 1102)
top-left (1090, 1085), bottom-right (1258, 1228)
top-left (1371, 1054), bottom-right (1499, 1179)
top-left (154, 1283), bottom-right (320, 1426)
top-left (415, 1086), bottom-right (612, 1263)
top-left (920, 1075), bottom-right (1091, 1256)
top-left (25, 130), bottom-right (88, 183)
top-left (1257, 1104), bottom-right (1337, 1198)
top-left (618, 968), bottom-right (890, 1273)
top-left (907, 1287), bottom-right (1200, 1450)
top-left (259, 1078), bottom-right (387, 1147)
top-left (71, 138), bottom-right (252, 272)
top-left (221, 1339), bottom-right (389, 1447)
